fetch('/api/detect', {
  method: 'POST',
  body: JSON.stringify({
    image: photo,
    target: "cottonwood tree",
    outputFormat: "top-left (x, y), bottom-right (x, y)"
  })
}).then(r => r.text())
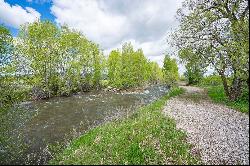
top-left (162, 54), bottom-right (179, 85)
top-left (171, 0), bottom-right (249, 100)
top-left (16, 21), bottom-right (104, 97)
top-left (107, 42), bottom-right (164, 89)
top-left (147, 61), bottom-right (164, 84)
top-left (108, 50), bottom-right (122, 87)
top-left (17, 21), bottom-right (60, 98)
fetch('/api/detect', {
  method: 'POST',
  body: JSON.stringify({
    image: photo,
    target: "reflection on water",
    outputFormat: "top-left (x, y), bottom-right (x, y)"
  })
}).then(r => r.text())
top-left (0, 85), bottom-right (169, 164)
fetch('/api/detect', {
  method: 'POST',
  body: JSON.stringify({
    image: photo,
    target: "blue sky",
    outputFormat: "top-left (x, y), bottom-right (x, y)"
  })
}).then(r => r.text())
top-left (0, 0), bottom-right (186, 73)
top-left (4, 0), bottom-right (55, 36)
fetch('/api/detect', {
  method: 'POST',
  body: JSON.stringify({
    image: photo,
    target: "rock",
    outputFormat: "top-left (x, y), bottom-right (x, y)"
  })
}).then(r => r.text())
top-left (31, 87), bottom-right (49, 100)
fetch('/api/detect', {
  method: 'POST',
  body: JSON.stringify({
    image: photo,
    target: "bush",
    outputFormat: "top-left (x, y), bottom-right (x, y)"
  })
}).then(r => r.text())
top-left (199, 75), bottom-right (222, 86)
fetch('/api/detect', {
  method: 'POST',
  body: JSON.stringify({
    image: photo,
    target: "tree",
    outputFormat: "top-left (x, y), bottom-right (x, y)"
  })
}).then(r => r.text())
top-left (147, 61), bottom-right (164, 84)
top-left (184, 63), bottom-right (204, 85)
top-left (107, 42), bottom-right (164, 89)
top-left (0, 25), bottom-right (13, 72)
top-left (16, 21), bottom-right (104, 97)
top-left (162, 54), bottom-right (179, 85)
top-left (107, 50), bottom-right (122, 87)
top-left (121, 42), bottom-right (136, 88)
top-left (179, 48), bottom-right (206, 85)
top-left (17, 21), bottom-right (60, 98)
top-left (171, 0), bottom-right (249, 100)
top-left (0, 25), bottom-right (15, 107)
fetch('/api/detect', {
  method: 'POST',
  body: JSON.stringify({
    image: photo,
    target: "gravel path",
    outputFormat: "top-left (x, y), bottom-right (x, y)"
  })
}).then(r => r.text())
top-left (163, 86), bottom-right (249, 165)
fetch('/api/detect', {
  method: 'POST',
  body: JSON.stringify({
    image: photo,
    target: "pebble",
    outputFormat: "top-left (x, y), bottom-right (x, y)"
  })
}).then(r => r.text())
top-left (163, 86), bottom-right (249, 165)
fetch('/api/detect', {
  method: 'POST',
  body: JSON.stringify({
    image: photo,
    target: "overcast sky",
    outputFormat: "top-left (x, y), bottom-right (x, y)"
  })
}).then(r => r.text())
top-left (0, 0), bottom-right (186, 74)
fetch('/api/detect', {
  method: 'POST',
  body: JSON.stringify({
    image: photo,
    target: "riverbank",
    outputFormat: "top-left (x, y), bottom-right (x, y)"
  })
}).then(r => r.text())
top-left (0, 84), bottom-right (171, 165)
top-left (49, 87), bottom-right (201, 165)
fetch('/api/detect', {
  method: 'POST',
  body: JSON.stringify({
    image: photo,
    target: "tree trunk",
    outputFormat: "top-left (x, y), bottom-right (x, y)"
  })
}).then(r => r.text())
top-left (229, 77), bottom-right (243, 101)
top-left (219, 73), bottom-right (230, 98)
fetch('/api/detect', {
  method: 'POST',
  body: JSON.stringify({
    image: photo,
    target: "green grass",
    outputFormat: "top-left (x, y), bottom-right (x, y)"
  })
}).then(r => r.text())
top-left (49, 87), bottom-right (201, 165)
top-left (206, 85), bottom-right (249, 114)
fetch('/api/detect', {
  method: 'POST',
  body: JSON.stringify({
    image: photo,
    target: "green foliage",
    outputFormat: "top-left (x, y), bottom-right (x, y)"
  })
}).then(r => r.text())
top-left (179, 75), bottom-right (186, 82)
top-left (172, 0), bottom-right (249, 101)
top-left (107, 50), bottom-right (123, 87)
top-left (199, 75), bottom-right (222, 87)
top-left (147, 61), bottom-right (164, 84)
top-left (162, 54), bottom-right (179, 85)
top-left (206, 85), bottom-right (249, 114)
top-left (179, 48), bottom-right (205, 85)
top-left (107, 42), bottom-right (164, 89)
top-left (0, 25), bottom-right (16, 109)
top-left (49, 87), bottom-right (200, 165)
top-left (15, 21), bottom-right (105, 98)
top-left (184, 64), bottom-right (204, 85)
top-left (0, 24), bottom-right (13, 68)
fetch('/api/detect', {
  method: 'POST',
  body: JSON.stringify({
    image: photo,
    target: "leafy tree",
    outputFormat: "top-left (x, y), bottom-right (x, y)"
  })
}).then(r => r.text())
top-left (171, 0), bottom-right (249, 100)
top-left (162, 54), bottom-right (179, 85)
top-left (107, 42), bottom-right (164, 89)
top-left (147, 61), bottom-right (164, 84)
top-left (17, 21), bottom-right (60, 98)
top-left (179, 48), bottom-right (206, 85)
top-left (121, 42), bottom-right (136, 88)
top-left (0, 25), bottom-right (13, 71)
top-left (184, 63), bottom-right (204, 85)
top-left (16, 21), bottom-right (105, 97)
top-left (0, 25), bottom-right (15, 108)
top-left (107, 50), bottom-right (122, 87)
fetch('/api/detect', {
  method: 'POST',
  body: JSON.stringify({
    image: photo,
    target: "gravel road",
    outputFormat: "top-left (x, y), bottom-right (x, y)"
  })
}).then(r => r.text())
top-left (163, 86), bottom-right (249, 165)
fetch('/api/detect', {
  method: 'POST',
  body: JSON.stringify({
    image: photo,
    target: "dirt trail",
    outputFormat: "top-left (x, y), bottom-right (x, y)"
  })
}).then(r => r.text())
top-left (163, 86), bottom-right (249, 165)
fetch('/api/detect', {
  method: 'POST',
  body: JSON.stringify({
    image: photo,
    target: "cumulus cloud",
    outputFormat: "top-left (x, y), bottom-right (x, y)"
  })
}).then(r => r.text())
top-left (50, 0), bottom-right (184, 72)
top-left (51, 0), bottom-right (129, 48)
top-left (0, 0), bottom-right (41, 28)
top-left (51, 0), bottom-right (182, 47)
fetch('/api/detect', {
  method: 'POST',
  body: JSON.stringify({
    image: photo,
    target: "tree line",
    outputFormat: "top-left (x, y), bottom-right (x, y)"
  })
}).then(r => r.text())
top-left (0, 20), bottom-right (179, 109)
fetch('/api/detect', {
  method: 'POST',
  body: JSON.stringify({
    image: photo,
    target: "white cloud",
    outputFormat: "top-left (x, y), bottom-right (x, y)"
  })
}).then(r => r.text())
top-left (51, 0), bottom-right (184, 72)
top-left (51, 0), bottom-right (129, 48)
top-left (0, 0), bottom-right (41, 28)
top-left (51, 1), bottom-right (182, 45)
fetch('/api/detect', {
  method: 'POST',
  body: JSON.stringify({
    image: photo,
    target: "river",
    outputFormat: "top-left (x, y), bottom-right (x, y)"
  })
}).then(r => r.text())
top-left (0, 84), bottom-right (169, 164)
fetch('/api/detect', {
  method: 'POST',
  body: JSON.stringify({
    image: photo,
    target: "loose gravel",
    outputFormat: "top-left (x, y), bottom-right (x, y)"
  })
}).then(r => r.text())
top-left (163, 86), bottom-right (249, 165)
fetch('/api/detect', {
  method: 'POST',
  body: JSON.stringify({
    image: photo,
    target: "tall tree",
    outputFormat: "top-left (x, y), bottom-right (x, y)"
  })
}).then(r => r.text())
top-left (17, 21), bottom-right (60, 97)
top-left (0, 25), bottom-right (14, 79)
top-left (108, 50), bottom-right (122, 87)
top-left (162, 54), bottom-right (179, 85)
top-left (171, 0), bottom-right (249, 100)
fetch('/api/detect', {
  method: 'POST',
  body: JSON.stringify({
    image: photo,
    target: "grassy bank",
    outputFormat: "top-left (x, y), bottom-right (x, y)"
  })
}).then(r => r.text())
top-left (206, 85), bottom-right (249, 114)
top-left (49, 87), bottom-right (200, 165)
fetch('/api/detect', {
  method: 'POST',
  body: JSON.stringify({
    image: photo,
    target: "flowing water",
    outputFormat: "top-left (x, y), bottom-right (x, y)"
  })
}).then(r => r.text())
top-left (0, 84), bottom-right (169, 164)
